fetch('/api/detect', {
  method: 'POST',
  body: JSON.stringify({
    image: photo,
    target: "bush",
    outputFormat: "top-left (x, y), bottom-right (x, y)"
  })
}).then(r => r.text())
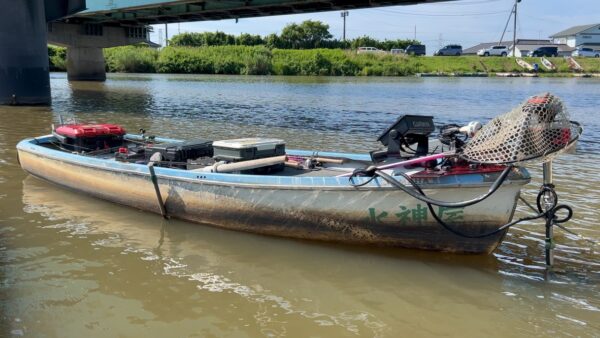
top-left (104, 45), bottom-right (158, 73)
top-left (156, 45), bottom-right (272, 75)
top-left (242, 52), bottom-right (272, 75)
top-left (48, 45), bottom-right (66, 71)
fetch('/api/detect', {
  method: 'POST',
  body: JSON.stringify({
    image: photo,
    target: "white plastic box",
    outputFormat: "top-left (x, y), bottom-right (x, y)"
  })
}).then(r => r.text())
top-left (212, 138), bottom-right (285, 162)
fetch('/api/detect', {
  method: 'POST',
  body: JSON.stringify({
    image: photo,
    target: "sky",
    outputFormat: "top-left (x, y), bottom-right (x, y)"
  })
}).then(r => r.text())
top-left (148, 0), bottom-right (598, 54)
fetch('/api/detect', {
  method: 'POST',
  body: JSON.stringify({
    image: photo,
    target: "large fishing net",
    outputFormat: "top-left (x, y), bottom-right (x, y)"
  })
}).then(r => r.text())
top-left (461, 93), bottom-right (582, 164)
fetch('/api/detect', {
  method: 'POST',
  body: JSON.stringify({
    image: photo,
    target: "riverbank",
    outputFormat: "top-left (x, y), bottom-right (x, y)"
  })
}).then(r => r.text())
top-left (49, 45), bottom-right (600, 77)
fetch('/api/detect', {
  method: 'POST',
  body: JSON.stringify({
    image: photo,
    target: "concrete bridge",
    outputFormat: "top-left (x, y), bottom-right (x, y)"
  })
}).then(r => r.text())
top-left (1, 0), bottom-right (453, 105)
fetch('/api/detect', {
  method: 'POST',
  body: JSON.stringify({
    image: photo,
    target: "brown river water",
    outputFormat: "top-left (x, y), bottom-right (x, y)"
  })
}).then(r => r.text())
top-left (1, 73), bottom-right (599, 337)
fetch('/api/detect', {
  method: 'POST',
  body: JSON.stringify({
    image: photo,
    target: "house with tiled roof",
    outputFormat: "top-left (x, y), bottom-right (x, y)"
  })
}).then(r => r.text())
top-left (550, 24), bottom-right (600, 49)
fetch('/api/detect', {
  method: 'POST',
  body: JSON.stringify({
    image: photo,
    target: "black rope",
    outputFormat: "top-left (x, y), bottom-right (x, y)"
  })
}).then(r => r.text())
top-left (349, 167), bottom-right (574, 238)
top-left (519, 195), bottom-right (538, 213)
top-left (554, 223), bottom-right (599, 246)
top-left (351, 165), bottom-right (513, 208)
top-left (388, 169), bottom-right (551, 238)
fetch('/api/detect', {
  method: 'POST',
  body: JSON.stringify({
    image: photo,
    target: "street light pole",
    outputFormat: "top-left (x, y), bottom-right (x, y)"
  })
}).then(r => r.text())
top-left (341, 10), bottom-right (349, 41)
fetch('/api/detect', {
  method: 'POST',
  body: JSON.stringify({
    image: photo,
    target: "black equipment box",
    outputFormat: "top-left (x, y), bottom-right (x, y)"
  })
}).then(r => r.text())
top-left (212, 138), bottom-right (285, 162)
top-left (376, 115), bottom-right (434, 157)
top-left (145, 139), bottom-right (213, 163)
top-left (377, 115), bottom-right (435, 146)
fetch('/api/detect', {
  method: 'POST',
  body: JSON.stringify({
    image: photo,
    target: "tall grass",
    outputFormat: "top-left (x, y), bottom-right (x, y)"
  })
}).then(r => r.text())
top-left (156, 46), bottom-right (272, 75)
top-left (48, 45), bottom-right (600, 76)
top-left (104, 45), bottom-right (159, 73)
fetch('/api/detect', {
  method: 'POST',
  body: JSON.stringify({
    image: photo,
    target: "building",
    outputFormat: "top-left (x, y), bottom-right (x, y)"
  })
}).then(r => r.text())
top-left (550, 24), bottom-right (600, 49)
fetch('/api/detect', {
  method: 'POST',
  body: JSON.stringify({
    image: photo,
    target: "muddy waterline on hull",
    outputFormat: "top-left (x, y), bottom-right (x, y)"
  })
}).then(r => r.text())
top-left (1, 74), bottom-right (599, 337)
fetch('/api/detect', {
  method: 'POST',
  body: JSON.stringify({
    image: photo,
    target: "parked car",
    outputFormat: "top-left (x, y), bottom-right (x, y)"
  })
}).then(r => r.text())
top-left (434, 44), bottom-right (462, 56)
top-left (527, 46), bottom-right (558, 57)
top-left (357, 47), bottom-right (385, 54)
top-left (405, 44), bottom-right (426, 56)
top-left (390, 48), bottom-right (405, 55)
top-left (477, 45), bottom-right (508, 57)
top-left (572, 47), bottom-right (600, 58)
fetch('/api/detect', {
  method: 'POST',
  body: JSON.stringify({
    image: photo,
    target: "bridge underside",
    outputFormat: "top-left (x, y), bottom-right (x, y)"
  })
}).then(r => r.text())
top-left (75, 0), bottom-right (452, 25)
top-left (1, 0), bottom-right (453, 106)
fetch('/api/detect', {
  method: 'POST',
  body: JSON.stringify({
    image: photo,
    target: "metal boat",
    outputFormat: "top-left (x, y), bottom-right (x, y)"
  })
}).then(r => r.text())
top-left (17, 95), bottom-right (580, 255)
top-left (17, 123), bottom-right (531, 254)
top-left (516, 58), bottom-right (534, 71)
top-left (541, 57), bottom-right (556, 71)
top-left (566, 56), bottom-right (584, 72)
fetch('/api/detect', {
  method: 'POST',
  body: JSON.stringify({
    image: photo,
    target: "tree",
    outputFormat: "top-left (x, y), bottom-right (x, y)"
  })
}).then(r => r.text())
top-left (169, 32), bottom-right (205, 46)
top-left (350, 36), bottom-right (418, 51)
top-left (167, 23), bottom-right (420, 51)
top-left (264, 33), bottom-right (282, 49)
top-left (279, 20), bottom-right (333, 49)
top-left (235, 33), bottom-right (264, 46)
top-left (351, 36), bottom-right (383, 50)
top-left (169, 31), bottom-right (236, 47)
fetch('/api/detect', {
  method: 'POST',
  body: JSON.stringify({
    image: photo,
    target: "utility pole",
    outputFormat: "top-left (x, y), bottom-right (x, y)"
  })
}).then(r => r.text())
top-left (512, 0), bottom-right (521, 57)
top-left (165, 23), bottom-right (168, 46)
top-left (341, 10), bottom-right (349, 41)
top-left (414, 25), bottom-right (417, 40)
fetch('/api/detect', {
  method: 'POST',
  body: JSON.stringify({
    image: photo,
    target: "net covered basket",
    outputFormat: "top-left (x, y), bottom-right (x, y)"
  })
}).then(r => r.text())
top-left (461, 93), bottom-right (582, 164)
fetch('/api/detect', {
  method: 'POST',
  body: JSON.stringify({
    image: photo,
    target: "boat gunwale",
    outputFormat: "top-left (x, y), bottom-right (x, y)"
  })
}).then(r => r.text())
top-left (17, 135), bottom-right (531, 191)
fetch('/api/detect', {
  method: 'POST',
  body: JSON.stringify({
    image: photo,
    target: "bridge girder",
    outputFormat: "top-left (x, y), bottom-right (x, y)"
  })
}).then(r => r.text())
top-left (68, 0), bottom-right (454, 26)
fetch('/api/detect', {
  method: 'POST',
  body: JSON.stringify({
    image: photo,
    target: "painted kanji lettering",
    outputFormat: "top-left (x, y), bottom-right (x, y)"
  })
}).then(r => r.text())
top-left (411, 204), bottom-right (428, 223)
top-left (395, 206), bottom-right (411, 225)
top-left (367, 208), bottom-right (388, 223)
top-left (438, 206), bottom-right (464, 222)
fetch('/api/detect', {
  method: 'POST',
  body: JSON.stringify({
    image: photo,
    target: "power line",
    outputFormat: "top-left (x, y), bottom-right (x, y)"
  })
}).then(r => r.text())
top-left (370, 8), bottom-right (511, 17)
top-left (423, 0), bottom-right (506, 6)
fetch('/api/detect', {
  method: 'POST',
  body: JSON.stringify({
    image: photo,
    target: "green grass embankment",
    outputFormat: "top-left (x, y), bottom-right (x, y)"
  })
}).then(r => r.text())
top-left (48, 45), bottom-right (600, 76)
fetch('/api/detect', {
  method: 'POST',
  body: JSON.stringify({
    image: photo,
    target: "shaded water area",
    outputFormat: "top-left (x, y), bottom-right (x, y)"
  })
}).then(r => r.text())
top-left (1, 73), bottom-right (599, 337)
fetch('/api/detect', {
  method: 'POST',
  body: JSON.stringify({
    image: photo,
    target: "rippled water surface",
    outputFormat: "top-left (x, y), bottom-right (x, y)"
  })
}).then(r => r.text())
top-left (1, 73), bottom-right (599, 337)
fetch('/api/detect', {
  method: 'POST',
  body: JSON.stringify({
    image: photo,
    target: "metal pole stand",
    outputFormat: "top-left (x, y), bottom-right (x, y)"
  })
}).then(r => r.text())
top-left (542, 161), bottom-right (555, 268)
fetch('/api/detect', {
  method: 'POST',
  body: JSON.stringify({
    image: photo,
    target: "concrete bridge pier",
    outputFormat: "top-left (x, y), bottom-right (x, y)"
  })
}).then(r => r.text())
top-left (67, 47), bottom-right (107, 81)
top-left (0, 0), bottom-right (51, 105)
top-left (48, 23), bottom-right (152, 83)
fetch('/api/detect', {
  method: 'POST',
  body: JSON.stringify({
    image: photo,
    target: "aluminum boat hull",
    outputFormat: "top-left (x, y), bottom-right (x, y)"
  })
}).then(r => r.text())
top-left (17, 135), bottom-right (530, 254)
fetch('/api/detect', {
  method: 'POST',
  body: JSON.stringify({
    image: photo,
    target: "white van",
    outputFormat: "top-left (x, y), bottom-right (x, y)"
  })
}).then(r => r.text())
top-left (357, 47), bottom-right (385, 54)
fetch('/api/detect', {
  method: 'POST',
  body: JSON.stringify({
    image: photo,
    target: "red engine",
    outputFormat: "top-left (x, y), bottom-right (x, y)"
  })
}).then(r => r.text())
top-left (54, 124), bottom-right (126, 152)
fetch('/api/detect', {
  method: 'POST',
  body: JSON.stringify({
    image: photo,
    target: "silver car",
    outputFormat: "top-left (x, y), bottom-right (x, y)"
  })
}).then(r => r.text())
top-left (572, 47), bottom-right (600, 58)
top-left (435, 44), bottom-right (462, 56)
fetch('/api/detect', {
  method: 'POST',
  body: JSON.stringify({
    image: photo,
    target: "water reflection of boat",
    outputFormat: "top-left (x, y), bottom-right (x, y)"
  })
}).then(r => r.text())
top-left (21, 175), bottom-right (501, 267)
top-left (18, 97), bottom-right (579, 254)
top-left (21, 175), bottom-right (223, 266)
top-left (20, 175), bottom-right (512, 337)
